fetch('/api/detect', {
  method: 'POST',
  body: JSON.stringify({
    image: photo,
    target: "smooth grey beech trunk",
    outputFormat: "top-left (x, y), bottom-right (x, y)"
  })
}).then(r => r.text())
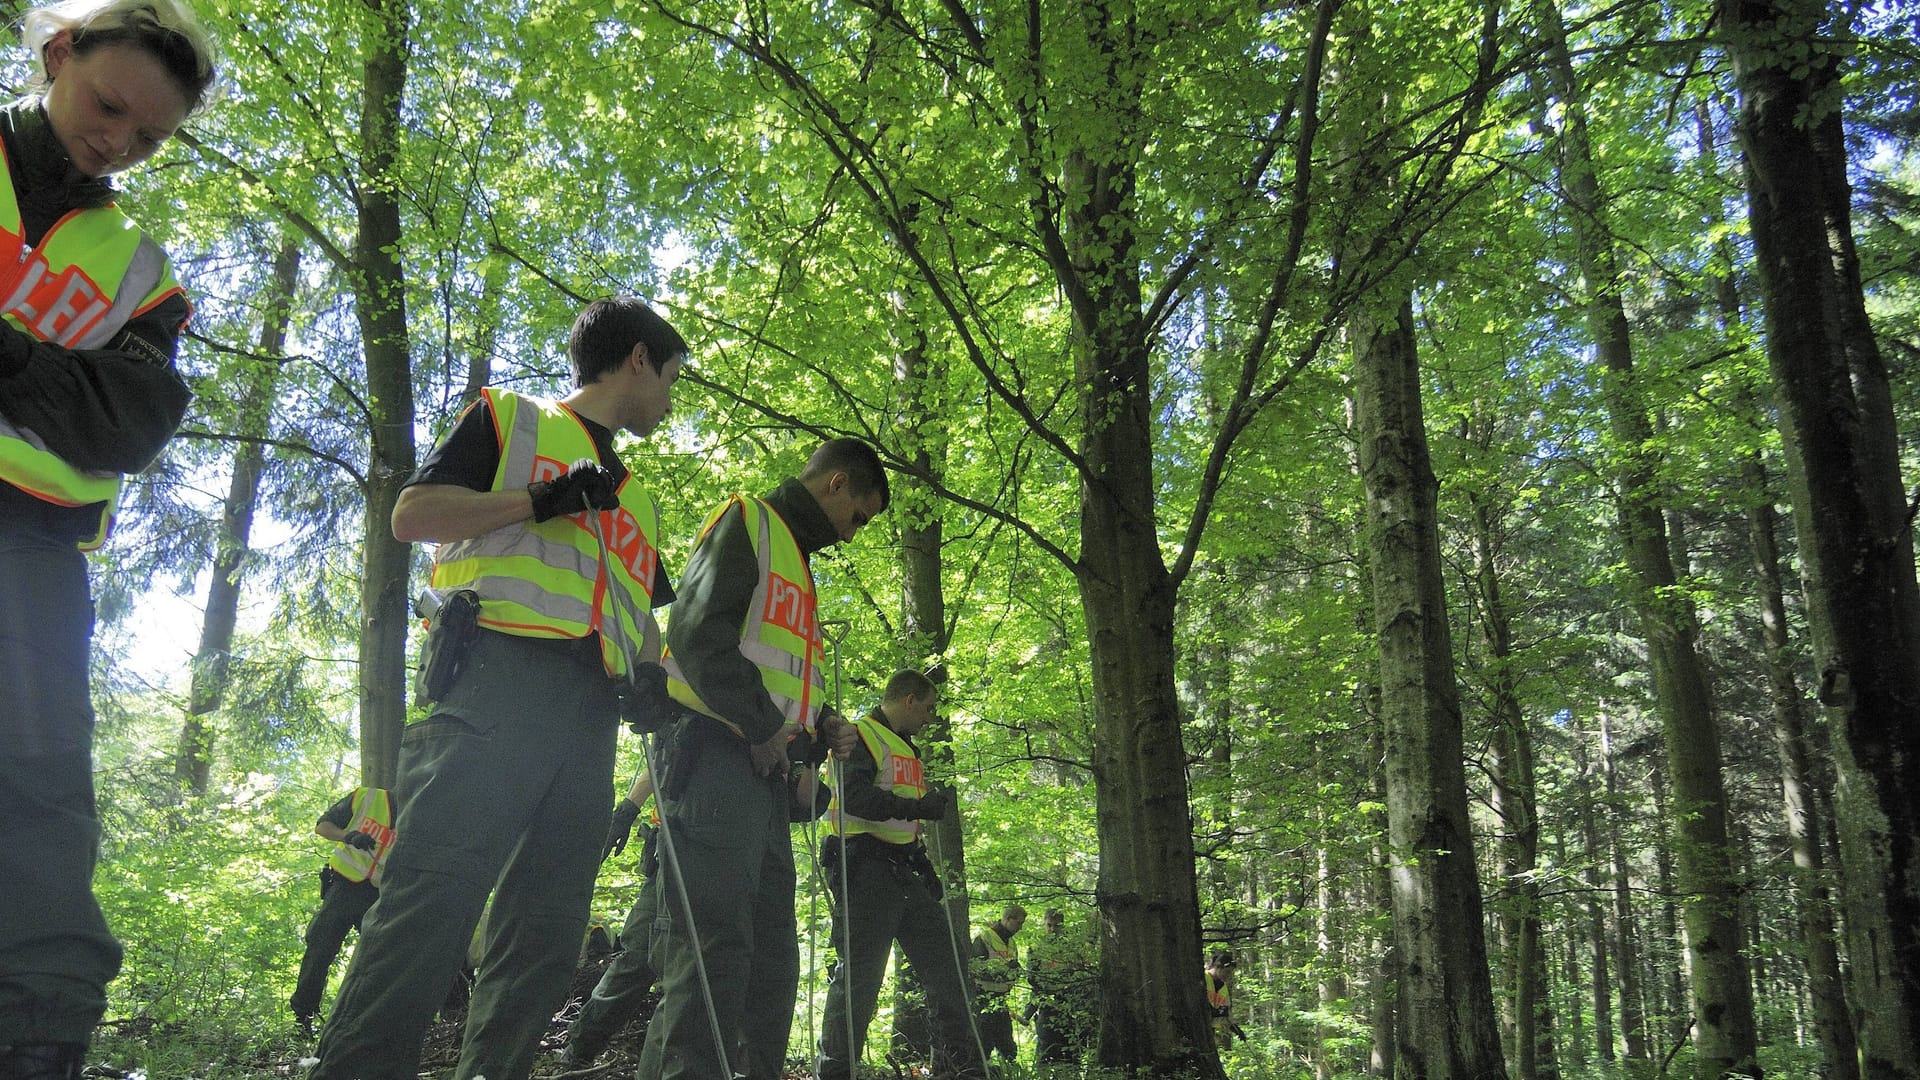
top-left (1353, 294), bottom-right (1507, 1080)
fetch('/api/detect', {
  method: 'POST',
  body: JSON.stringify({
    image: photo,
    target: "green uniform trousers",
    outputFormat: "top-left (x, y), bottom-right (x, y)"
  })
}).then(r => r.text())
top-left (0, 538), bottom-right (121, 1046)
top-left (636, 717), bottom-right (798, 1080)
top-left (307, 630), bottom-right (619, 1080)
top-left (815, 845), bottom-right (984, 1080)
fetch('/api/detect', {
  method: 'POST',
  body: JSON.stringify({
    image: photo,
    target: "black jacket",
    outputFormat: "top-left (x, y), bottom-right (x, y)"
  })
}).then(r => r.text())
top-left (0, 98), bottom-right (192, 541)
top-left (664, 478), bottom-right (840, 745)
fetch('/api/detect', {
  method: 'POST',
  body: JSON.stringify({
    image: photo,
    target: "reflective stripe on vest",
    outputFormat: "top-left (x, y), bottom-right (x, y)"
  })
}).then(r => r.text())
top-left (825, 711), bottom-right (926, 844)
top-left (661, 494), bottom-right (824, 735)
top-left (429, 389), bottom-right (661, 678)
top-left (0, 136), bottom-right (188, 550)
top-left (1206, 972), bottom-right (1231, 1013)
top-left (328, 787), bottom-right (396, 886)
top-left (977, 925), bottom-right (1017, 992)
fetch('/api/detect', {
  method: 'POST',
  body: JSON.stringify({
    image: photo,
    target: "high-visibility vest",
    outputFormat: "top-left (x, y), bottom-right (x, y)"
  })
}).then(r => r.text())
top-left (429, 389), bottom-right (662, 678)
top-left (1206, 971), bottom-right (1232, 1017)
top-left (824, 711), bottom-right (926, 844)
top-left (327, 787), bottom-right (396, 887)
top-left (976, 925), bottom-right (1018, 993)
top-left (0, 136), bottom-right (189, 550)
top-left (662, 494), bottom-right (824, 736)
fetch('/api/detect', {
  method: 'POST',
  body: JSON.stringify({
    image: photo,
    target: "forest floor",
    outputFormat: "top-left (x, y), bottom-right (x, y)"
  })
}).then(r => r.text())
top-left (88, 950), bottom-right (929, 1079)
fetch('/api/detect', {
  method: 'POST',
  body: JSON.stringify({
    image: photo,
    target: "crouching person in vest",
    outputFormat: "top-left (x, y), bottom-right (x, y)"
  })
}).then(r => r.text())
top-left (290, 787), bottom-right (397, 1038)
top-left (0, 4), bottom-right (218, 1077)
top-left (814, 670), bottom-right (983, 1080)
top-left (305, 297), bottom-right (686, 1080)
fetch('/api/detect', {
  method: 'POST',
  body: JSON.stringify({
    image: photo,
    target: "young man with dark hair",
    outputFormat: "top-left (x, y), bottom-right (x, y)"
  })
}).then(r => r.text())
top-left (308, 296), bottom-right (685, 1080)
top-left (636, 439), bottom-right (886, 1080)
top-left (813, 671), bottom-right (982, 1080)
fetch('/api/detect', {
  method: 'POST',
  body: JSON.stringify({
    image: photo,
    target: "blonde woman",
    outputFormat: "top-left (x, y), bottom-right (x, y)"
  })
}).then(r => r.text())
top-left (0, 2), bottom-right (216, 1076)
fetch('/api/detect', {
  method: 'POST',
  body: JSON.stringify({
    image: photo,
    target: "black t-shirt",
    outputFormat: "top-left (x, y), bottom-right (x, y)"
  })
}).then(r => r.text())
top-left (408, 396), bottom-right (628, 492)
top-left (407, 396), bottom-right (673, 606)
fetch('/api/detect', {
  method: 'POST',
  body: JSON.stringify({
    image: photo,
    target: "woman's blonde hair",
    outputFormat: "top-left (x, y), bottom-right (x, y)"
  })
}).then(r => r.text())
top-left (21, 0), bottom-right (218, 113)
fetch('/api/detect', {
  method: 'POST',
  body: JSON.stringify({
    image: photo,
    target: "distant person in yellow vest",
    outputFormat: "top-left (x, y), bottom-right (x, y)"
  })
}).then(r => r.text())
top-left (307, 297), bottom-right (686, 1080)
top-left (637, 438), bottom-right (881, 1080)
top-left (814, 670), bottom-right (982, 1080)
top-left (290, 788), bottom-right (398, 1037)
top-left (1205, 948), bottom-right (1246, 1048)
top-left (0, 3), bottom-right (217, 1076)
top-left (970, 903), bottom-right (1027, 1063)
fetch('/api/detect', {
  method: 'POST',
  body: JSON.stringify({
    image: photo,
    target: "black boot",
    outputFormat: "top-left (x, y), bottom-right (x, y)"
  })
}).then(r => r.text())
top-left (0, 1042), bottom-right (85, 1080)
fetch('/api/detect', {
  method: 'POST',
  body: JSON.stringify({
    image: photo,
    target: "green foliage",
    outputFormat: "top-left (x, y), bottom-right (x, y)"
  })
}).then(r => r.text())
top-left (89, 776), bottom-right (327, 1071)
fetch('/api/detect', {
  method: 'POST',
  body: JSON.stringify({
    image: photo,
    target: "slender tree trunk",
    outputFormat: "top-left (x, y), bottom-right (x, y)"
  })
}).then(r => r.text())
top-left (175, 239), bottom-right (300, 792)
top-left (1353, 294), bottom-right (1507, 1080)
top-left (353, 0), bottom-right (417, 789)
top-left (1541, 4), bottom-right (1759, 1071)
top-left (1316, 824), bottom-right (1345, 1080)
top-left (890, 312), bottom-right (973, 1058)
top-left (1367, 726), bottom-right (1397, 1078)
top-left (1600, 713), bottom-right (1648, 1062)
top-left (1572, 737), bottom-right (1615, 1064)
top-left (1720, 1), bottom-right (1920, 1072)
top-left (1556, 824), bottom-right (1587, 1067)
top-left (1647, 767), bottom-right (1691, 1050)
top-left (1473, 490), bottom-right (1552, 1080)
top-left (1747, 465), bottom-right (1860, 1080)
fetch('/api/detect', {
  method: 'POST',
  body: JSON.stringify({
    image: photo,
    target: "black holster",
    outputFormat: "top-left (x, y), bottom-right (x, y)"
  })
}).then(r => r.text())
top-left (414, 588), bottom-right (482, 706)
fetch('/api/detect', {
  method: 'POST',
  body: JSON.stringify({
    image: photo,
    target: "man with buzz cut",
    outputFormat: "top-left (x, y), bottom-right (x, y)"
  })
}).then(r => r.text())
top-left (308, 296), bottom-right (686, 1080)
top-left (636, 437), bottom-right (885, 1080)
top-left (815, 669), bottom-right (984, 1080)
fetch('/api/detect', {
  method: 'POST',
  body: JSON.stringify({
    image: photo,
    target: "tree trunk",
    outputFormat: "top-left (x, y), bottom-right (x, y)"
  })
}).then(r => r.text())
top-left (1746, 473), bottom-right (1860, 1080)
top-left (1720, 0), bottom-right (1920, 1072)
top-left (1075, 226), bottom-right (1218, 1076)
top-left (1699, 92), bottom-right (1860, 1077)
top-left (1473, 490), bottom-right (1552, 1080)
top-left (1353, 294), bottom-right (1507, 1080)
top-left (1600, 714), bottom-right (1648, 1062)
top-left (1647, 767), bottom-right (1691, 1050)
top-left (889, 313), bottom-right (973, 1059)
top-left (1315, 818), bottom-right (1345, 1080)
top-left (1571, 737), bottom-right (1615, 1064)
top-left (1049, 5), bottom-right (1219, 1073)
top-left (1368, 728), bottom-right (1397, 1078)
top-left (353, 0), bottom-right (417, 789)
top-left (1541, 3), bottom-right (1760, 1071)
top-left (174, 239), bottom-right (300, 792)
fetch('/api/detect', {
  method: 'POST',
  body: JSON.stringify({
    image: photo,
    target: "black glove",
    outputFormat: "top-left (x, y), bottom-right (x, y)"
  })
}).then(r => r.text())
top-left (529, 460), bottom-right (618, 522)
top-left (341, 830), bottom-right (377, 852)
top-left (621, 662), bottom-right (674, 735)
top-left (915, 784), bottom-right (952, 821)
top-left (604, 798), bottom-right (643, 862)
